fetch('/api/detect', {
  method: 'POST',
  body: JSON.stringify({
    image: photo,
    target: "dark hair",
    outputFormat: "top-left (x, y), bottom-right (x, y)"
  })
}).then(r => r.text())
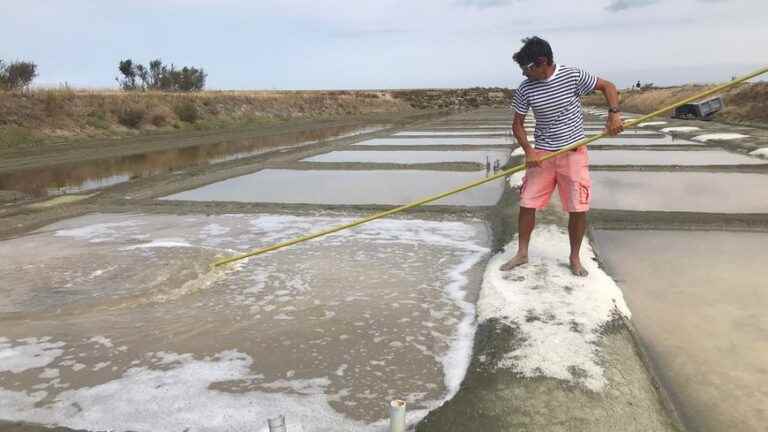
top-left (512, 36), bottom-right (554, 67)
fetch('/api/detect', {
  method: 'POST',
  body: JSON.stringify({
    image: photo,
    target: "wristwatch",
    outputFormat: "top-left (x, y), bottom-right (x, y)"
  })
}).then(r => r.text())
top-left (608, 107), bottom-right (621, 114)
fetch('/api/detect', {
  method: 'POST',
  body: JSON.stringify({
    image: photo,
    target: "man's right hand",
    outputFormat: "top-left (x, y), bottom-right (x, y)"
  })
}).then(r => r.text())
top-left (525, 148), bottom-right (541, 168)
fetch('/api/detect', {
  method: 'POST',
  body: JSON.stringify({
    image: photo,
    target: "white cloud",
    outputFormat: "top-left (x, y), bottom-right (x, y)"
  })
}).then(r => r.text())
top-left (1, 0), bottom-right (765, 89)
top-left (452, 0), bottom-right (518, 9)
top-left (605, 0), bottom-right (660, 12)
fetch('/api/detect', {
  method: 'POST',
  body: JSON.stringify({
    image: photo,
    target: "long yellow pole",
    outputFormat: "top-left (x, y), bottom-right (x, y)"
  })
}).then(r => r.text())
top-left (212, 66), bottom-right (768, 267)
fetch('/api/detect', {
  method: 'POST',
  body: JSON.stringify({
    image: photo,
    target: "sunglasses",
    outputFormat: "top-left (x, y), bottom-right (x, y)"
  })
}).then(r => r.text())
top-left (521, 62), bottom-right (537, 74)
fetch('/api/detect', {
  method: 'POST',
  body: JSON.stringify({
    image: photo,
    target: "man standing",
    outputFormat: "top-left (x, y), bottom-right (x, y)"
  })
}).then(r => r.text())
top-left (500, 36), bottom-right (623, 276)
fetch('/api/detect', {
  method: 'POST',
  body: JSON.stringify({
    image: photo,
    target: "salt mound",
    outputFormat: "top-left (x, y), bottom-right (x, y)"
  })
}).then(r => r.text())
top-left (692, 133), bottom-right (749, 142)
top-left (477, 225), bottom-right (630, 392)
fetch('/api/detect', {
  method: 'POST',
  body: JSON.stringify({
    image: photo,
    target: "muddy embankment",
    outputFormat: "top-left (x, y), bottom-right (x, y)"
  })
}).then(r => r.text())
top-left (582, 82), bottom-right (768, 127)
top-left (0, 88), bottom-right (513, 150)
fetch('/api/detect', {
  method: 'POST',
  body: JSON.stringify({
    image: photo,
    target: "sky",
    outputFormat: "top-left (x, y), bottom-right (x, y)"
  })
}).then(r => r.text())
top-left (1, 0), bottom-right (765, 90)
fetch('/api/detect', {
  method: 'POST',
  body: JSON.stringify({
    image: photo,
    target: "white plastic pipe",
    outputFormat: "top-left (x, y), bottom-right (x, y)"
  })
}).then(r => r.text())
top-left (268, 415), bottom-right (287, 432)
top-left (389, 400), bottom-right (406, 432)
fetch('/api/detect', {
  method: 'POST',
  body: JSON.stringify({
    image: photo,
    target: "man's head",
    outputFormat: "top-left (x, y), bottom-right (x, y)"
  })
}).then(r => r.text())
top-left (513, 36), bottom-right (554, 81)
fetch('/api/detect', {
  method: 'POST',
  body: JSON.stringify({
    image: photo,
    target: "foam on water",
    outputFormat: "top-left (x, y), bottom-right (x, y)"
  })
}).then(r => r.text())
top-left (477, 225), bottom-right (630, 392)
top-left (2, 214), bottom-right (491, 430)
top-left (201, 223), bottom-right (231, 237)
top-left (233, 215), bottom-right (488, 421)
top-left (638, 121), bottom-right (668, 127)
top-left (0, 349), bottom-right (373, 432)
top-left (54, 221), bottom-right (145, 243)
top-left (120, 238), bottom-right (195, 250)
top-left (88, 336), bottom-right (113, 348)
top-left (0, 338), bottom-right (66, 373)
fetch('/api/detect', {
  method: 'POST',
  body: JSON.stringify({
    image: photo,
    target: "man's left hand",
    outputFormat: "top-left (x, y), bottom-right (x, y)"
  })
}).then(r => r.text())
top-left (606, 112), bottom-right (624, 136)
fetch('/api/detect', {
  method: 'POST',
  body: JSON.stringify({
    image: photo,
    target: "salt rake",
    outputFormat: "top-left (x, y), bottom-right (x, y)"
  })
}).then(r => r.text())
top-left (212, 66), bottom-right (768, 268)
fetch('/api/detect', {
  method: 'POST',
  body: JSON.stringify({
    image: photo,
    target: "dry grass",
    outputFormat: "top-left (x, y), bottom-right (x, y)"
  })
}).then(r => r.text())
top-left (0, 89), bottom-right (415, 147)
top-left (583, 82), bottom-right (768, 125)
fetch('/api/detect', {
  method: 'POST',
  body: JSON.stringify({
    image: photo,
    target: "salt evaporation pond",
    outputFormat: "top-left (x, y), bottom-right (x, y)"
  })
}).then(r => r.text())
top-left (592, 136), bottom-right (703, 146)
top-left (593, 230), bottom-right (768, 432)
top-left (0, 213), bottom-right (489, 431)
top-left (303, 150), bottom-right (510, 165)
top-left (589, 149), bottom-right (766, 166)
top-left (163, 169), bottom-right (505, 206)
top-left (393, 131), bottom-right (508, 136)
top-left (590, 171), bottom-right (768, 212)
top-left (355, 137), bottom-right (515, 146)
top-left (0, 124), bottom-right (384, 199)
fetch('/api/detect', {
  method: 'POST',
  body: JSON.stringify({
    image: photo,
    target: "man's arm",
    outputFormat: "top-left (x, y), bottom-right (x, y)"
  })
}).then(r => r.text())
top-left (594, 78), bottom-right (623, 136)
top-left (513, 112), bottom-right (540, 167)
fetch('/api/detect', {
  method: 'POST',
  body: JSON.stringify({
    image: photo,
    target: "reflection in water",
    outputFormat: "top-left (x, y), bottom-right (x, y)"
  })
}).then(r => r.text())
top-left (0, 125), bottom-right (385, 198)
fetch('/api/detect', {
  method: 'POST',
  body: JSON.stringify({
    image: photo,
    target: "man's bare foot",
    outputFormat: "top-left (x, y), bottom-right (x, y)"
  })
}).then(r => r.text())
top-left (500, 254), bottom-right (528, 271)
top-left (570, 257), bottom-right (589, 277)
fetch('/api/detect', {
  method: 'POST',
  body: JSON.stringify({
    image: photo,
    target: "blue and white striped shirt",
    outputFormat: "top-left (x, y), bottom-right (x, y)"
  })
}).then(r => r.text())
top-left (513, 65), bottom-right (597, 151)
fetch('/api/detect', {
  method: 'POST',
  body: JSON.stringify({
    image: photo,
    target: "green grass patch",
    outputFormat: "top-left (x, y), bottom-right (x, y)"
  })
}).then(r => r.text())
top-left (0, 126), bottom-right (38, 149)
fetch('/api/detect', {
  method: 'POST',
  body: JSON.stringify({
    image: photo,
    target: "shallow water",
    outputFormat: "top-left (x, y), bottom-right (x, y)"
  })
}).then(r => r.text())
top-left (589, 149), bottom-right (766, 166)
top-left (355, 137), bottom-right (515, 146)
top-left (393, 128), bottom-right (627, 137)
top-left (163, 169), bottom-right (506, 206)
top-left (303, 150), bottom-right (510, 165)
top-left (0, 213), bottom-right (489, 431)
top-left (415, 125), bottom-right (511, 129)
top-left (592, 136), bottom-right (702, 146)
top-left (393, 131), bottom-right (508, 136)
top-left (615, 130), bottom-right (665, 136)
top-left (0, 125), bottom-right (385, 198)
top-left (592, 230), bottom-right (768, 432)
top-left (591, 171), bottom-right (768, 212)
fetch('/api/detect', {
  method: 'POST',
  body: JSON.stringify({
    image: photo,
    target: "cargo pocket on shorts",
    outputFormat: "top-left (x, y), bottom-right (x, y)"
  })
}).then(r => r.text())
top-left (578, 181), bottom-right (591, 205)
top-left (517, 175), bottom-right (528, 193)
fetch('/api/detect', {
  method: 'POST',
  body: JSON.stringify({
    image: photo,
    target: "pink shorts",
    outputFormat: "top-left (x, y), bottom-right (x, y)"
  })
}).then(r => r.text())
top-left (520, 146), bottom-right (591, 212)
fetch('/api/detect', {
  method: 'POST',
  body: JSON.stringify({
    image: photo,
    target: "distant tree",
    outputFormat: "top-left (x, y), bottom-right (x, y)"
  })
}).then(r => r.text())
top-left (117, 59), bottom-right (139, 91)
top-left (135, 64), bottom-right (149, 89)
top-left (0, 60), bottom-right (38, 90)
top-left (175, 66), bottom-right (206, 91)
top-left (148, 59), bottom-right (163, 89)
top-left (117, 58), bottom-right (206, 92)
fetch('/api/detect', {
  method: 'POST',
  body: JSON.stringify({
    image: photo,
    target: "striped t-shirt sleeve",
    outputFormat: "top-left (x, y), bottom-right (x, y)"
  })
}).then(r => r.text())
top-left (576, 68), bottom-right (598, 96)
top-left (512, 86), bottom-right (529, 114)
